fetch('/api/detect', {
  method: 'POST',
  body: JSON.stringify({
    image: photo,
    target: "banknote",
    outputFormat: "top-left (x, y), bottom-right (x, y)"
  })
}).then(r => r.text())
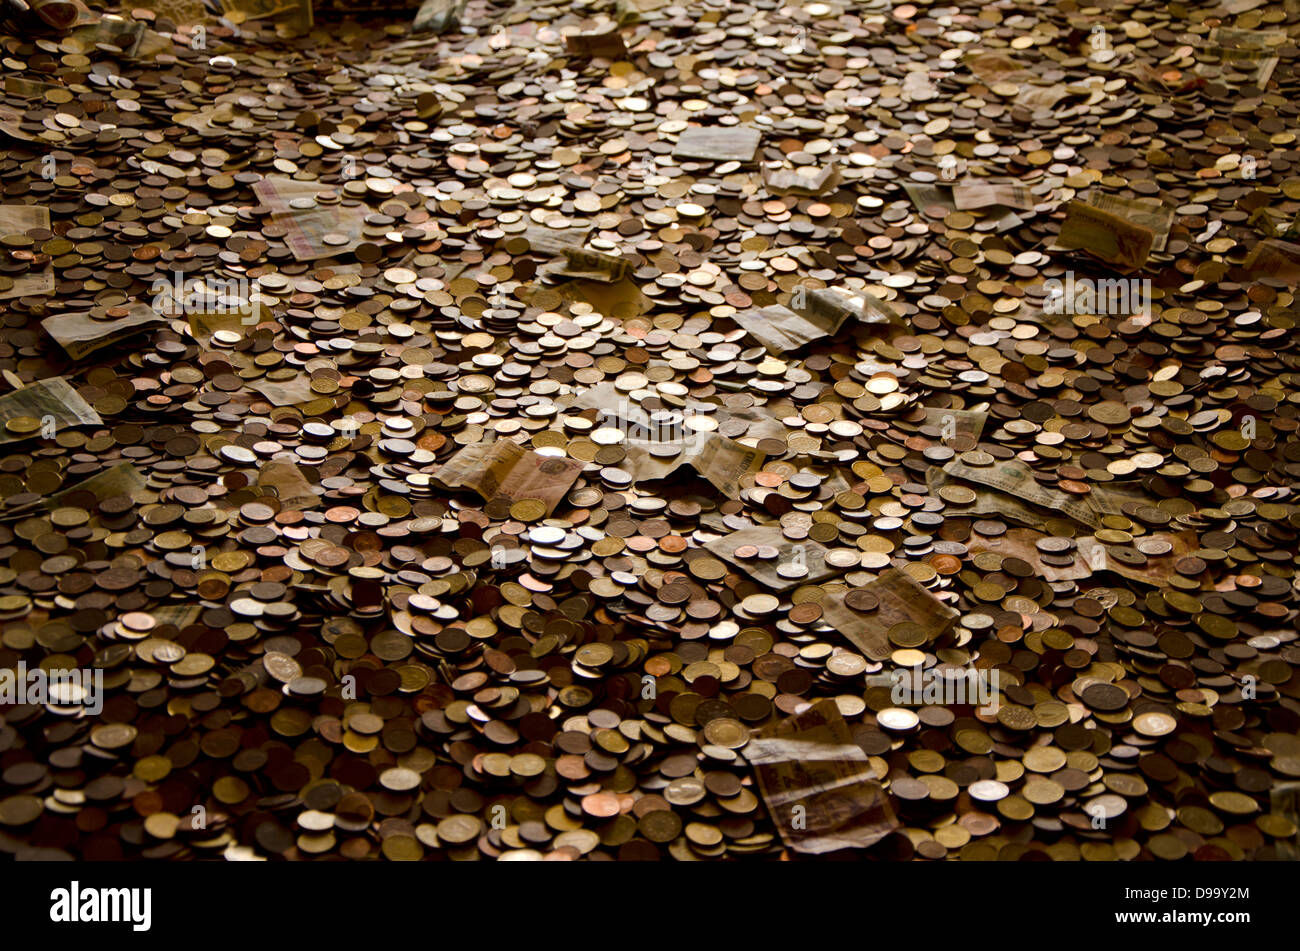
top-left (1075, 532), bottom-right (1201, 587)
top-left (71, 16), bottom-right (147, 57)
top-left (0, 205), bottom-right (54, 300)
top-left (617, 431), bottom-right (765, 500)
top-left (42, 304), bottom-right (163, 360)
top-left (565, 28), bottom-right (627, 59)
top-left (0, 377), bottom-right (101, 446)
top-left (964, 51), bottom-right (1031, 82)
top-left (248, 374), bottom-right (315, 407)
top-left (1055, 200), bottom-right (1155, 272)
top-left (922, 406), bottom-right (988, 441)
top-left (730, 303), bottom-right (845, 354)
top-left (412, 0), bottom-right (464, 33)
top-left (703, 525), bottom-right (841, 592)
top-left (186, 306), bottom-right (268, 343)
top-left (434, 440), bottom-right (584, 516)
top-left (252, 178), bottom-right (367, 261)
top-left (568, 383), bottom-right (785, 444)
top-left (904, 181), bottom-right (1024, 232)
top-left (927, 465), bottom-right (1057, 531)
top-left (542, 246), bottom-right (629, 283)
top-left (514, 224), bottom-right (594, 257)
top-left (256, 460), bottom-right (320, 510)
top-left (796, 285), bottom-right (898, 326)
top-left (672, 126), bottom-right (762, 162)
top-left (1207, 27), bottom-right (1283, 87)
top-left (941, 458), bottom-right (1106, 529)
top-left (1086, 193), bottom-right (1173, 252)
top-left (47, 462), bottom-right (145, 509)
top-left (615, 0), bottom-right (670, 21)
top-left (951, 181), bottom-right (1034, 211)
top-left (1013, 84), bottom-right (1072, 109)
top-left (763, 162), bottom-right (840, 196)
top-left (967, 527), bottom-right (1093, 582)
top-left (746, 699), bottom-right (899, 855)
top-left (820, 567), bottom-right (958, 660)
top-left (1243, 239), bottom-right (1300, 285)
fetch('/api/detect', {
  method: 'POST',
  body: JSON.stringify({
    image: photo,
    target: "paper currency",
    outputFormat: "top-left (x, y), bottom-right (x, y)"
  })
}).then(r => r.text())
top-left (4, 78), bottom-right (64, 99)
top-left (942, 458), bottom-right (1107, 529)
top-left (746, 699), bottom-right (899, 855)
top-left (967, 528), bottom-right (1093, 582)
top-left (1075, 533), bottom-right (1201, 587)
top-left (26, 0), bottom-right (78, 30)
top-left (929, 464), bottom-right (1149, 533)
top-left (1013, 84), bottom-right (1072, 109)
top-left (1207, 27), bottom-right (1283, 87)
top-left (731, 283), bottom-right (898, 355)
top-left (412, 0), bottom-right (465, 33)
top-left (565, 28), bottom-right (627, 59)
top-left (0, 378), bottom-right (101, 446)
top-left (615, 0), bottom-right (670, 21)
top-left (220, 0), bottom-right (310, 30)
top-left (763, 163), bottom-right (840, 197)
top-left (1244, 239), bottom-right (1300, 285)
top-left (568, 382), bottom-right (785, 444)
top-left (550, 247), bottom-right (629, 282)
top-left (247, 374), bottom-right (314, 407)
top-left (42, 304), bottom-right (163, 360)
top-left (256, 461), bottom-right (320, 511)
top-left (618, 431), bottom-right (765, 500)
top-left (47, 462), bottom-right (145, 509)
top-left (0, 205), bottom-right (54, 300)
top-left (922, 407), bottom-right (988, 441)
top-left (964, 51), bottom-right (1030, 83)
top-left (820, 567), bottom-right (958, 660)
top-left (798, 286), bottom-right (898, 326)
top-left (434, 441), bottom-right (584, 516)
top-left (70, 16), bottom-right (147, 57)
top-left (1086, 193), bottom-right (1174, 252)
top-left (251, 178), bottom-right (368, 261)
top-left (563, 384), bottom-right (768, 498)
top-left (672, 126), bottom-right (762, 162)
top-left (517, 225), bottom-right (594, 257)
top-left (904, 181), bottom-right (1024, 232)
top-left (951, 180), bottom-right (1034, 212)
top-left (703, 525), bottom-right (840, 592)
top-left (928, 466), bottom-right (1057, 531)
top-left (1055, 200), bottom-right (1155, 272)
top-left (730, 304), bottom-right (844, 354)
top-left (186, 306), bottom-right (268, 344)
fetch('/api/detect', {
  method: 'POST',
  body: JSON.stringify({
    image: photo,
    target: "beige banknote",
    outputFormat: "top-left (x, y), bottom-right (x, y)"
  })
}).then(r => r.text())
top-left (703, 525), bottom-right (841, 592)
top-left (435, 441), bottom-right (584, 515)
top-left (672, 126), bottom-right (762, 162)
top-left (256, 460), bottom-right (320, 510)
top-left (42, 304), bottom-right (163, 360)
top-left (1056, 200), bottom-right (1155, 271)
top-left (951, 181), bottom-right (1034, 211)
top-left (0, 205), bottom-right (54, 300)
top-left (252, 178), bottom-right (367, 261)
top-left (821, 567), bottom-right (958, 660)
top-left (1085, 193), bottom-right (1173, 252)
top-left (47, 462), bottom-right (145, 509)
top-left (763, 162), bottom-right (840, 196)
top-left (0, 378), bottom-right (101, 446)
top-left (747, 699), bottom-right (899, 855)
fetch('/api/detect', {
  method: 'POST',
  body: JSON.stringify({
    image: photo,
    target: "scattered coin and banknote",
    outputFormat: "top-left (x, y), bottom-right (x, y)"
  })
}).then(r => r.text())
top-left (0, 0), bottom-right (1299, 861)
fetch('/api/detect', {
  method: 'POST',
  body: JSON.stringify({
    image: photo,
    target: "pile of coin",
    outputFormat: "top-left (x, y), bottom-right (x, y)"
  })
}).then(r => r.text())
top-left (0, 0), bottom-right (1299, 860)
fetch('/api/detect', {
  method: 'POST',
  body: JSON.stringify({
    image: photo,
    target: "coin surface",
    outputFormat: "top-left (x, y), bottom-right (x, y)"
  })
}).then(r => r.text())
top-left (0, 0), bottom-right (1297, 865)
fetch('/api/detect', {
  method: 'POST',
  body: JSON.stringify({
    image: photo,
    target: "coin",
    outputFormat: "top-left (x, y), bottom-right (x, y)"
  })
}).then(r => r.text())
top-left (0, 0), bottom-right (1297, 867)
